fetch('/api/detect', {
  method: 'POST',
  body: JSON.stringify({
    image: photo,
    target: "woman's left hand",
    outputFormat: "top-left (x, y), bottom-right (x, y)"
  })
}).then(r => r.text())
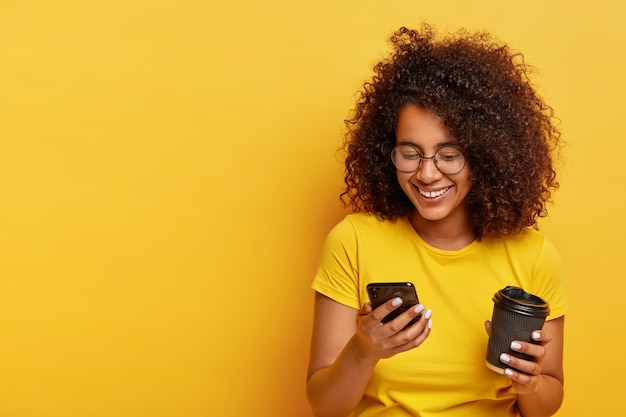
top-left (484, 321), bottom-right (552, 395)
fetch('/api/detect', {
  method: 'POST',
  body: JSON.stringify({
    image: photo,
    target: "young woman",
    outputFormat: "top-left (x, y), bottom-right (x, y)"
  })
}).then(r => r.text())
top-left (307, 24), bottom-right (566, 417)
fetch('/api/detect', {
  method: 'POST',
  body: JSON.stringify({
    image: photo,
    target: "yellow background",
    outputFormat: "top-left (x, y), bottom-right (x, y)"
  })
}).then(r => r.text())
top-left (0, 1), bottom-right (623, 416)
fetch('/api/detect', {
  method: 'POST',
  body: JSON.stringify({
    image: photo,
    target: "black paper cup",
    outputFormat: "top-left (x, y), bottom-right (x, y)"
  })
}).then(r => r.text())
top-left (486, 286), bottom-right (550, 374)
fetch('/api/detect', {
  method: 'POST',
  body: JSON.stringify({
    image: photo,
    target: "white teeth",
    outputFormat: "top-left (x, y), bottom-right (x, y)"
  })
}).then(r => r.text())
top-left (419, 186), bottom-right (450, 198)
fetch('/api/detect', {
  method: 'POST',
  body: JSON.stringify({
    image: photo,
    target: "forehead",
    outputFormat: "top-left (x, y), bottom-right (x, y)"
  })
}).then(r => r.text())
top-left (395, 104), bottom-right (456, 148)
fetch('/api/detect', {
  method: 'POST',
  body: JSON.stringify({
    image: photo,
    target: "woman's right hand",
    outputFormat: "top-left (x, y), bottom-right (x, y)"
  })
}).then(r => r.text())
top-left (308, 293), bottom-right (431, 417)
top-left (353, 297), bottom-right (433, 360)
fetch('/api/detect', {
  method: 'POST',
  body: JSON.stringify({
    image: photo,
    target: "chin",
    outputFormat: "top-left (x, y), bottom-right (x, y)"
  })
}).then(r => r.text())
top-left (414, 208), bottom-right (450, 222)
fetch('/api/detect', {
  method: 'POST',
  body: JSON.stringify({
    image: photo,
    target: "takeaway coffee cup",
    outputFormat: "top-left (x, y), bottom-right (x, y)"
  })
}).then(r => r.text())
top-left (485, 286), bottom-right (550, 374)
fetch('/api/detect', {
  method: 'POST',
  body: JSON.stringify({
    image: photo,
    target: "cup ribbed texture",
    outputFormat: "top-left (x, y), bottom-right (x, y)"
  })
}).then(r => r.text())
top-left (485, 286), bottom-right (549, 373)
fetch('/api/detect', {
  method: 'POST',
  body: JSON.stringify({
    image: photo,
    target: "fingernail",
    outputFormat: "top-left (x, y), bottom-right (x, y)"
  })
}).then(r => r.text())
top-left (424, 309), bottom-right (432, 319)
top-left (532, 331), bottom-right (541, 340)
top-left (505, 369), bottom-right (514, 376)
top-left (427, 319), bottom-right (433, 329)
top-left (500, 353), bottom-right (511, 363)
top-left (414, 304), bottom-right (425, 314)
top-left (391, 297), bottom-right (402, 307)
top-left (511, 342), bottom-right (522, 350)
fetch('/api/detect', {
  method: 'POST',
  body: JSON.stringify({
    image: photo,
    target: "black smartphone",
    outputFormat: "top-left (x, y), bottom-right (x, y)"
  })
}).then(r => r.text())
top-left (366, 282), bottom-right (421, 326)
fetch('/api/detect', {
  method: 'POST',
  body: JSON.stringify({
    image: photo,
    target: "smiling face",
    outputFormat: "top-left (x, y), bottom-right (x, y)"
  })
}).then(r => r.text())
top-left (395, 104), bottom-right (473, 234)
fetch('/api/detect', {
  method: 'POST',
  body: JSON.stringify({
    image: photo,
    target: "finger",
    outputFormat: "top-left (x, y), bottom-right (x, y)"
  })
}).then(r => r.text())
top-left (394, 308), bottom-right (431, 339)
top-left (359, 301), bottom-right (373, 315)
top-left (389, 313), bottom-right (433, 354)
top-left (530, 329), bottom-right (552, 344)
top-left (500, 351), bottom-right (542, 376)
top-left (381, 304), bottom-right (426, 335)
top-left (510, 340), bottom-right (545, 361)
top-left (503, 367), bottom-right (539, 393)
top-left (370, 297), bottom-right (404, 323)
top-left (406, 308), bottom-right (432, 335)
top-left (484, 320), bottom-right (491, 336)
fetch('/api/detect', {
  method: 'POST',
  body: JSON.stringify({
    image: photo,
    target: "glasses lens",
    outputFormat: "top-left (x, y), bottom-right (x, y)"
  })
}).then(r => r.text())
top-left (391, 145), bottom-right (421, 172)
top-left (391, 145), bottom-right (466, 174)
top-left (435, 146), bottom-right (466, 174)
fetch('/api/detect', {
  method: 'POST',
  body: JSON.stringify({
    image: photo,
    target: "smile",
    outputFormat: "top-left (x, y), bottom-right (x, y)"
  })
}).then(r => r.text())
top-left (418, 186), bottom-right (451, 198)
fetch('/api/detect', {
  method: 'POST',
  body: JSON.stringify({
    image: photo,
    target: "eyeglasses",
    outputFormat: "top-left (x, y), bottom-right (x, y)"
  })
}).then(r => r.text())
top-left (391, 144), bottom-right (467, 175)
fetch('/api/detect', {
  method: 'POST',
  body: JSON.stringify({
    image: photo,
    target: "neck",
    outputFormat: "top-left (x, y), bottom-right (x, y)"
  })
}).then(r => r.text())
top-left (409, 210), bottom-right (476, 250)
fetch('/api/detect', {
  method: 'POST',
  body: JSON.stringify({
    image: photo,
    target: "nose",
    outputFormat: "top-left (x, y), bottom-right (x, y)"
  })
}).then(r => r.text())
top-left (415, 156), bottom-right (442, 183)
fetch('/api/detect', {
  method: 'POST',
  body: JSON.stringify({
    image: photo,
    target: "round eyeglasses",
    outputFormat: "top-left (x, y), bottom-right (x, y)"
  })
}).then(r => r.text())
top-left (391, 144), bottom-right (467, 175)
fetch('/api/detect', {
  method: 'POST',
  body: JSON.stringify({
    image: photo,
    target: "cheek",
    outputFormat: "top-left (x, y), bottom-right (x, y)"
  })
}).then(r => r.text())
top-left (459, 166), bottom-right (473, 189)
top-left (461, 176), bottom-right (473, 193)
top-left (465, 174), bottom-right (474, 188)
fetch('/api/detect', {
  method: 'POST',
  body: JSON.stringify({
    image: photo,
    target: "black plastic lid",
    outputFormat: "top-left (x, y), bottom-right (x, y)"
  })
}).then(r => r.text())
top-left (492, 286), bottom-right (550, 317)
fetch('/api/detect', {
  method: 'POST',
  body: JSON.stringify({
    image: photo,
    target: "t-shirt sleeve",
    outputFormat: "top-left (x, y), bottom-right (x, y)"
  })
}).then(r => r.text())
top-left (311, 217), bottom-right (361, 310)
top-left (532, 236), bottom-right (568, 320)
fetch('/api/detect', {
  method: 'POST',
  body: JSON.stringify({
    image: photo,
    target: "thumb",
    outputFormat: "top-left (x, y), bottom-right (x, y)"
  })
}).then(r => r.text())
top-left (484, 320), bottom-right (492, 336)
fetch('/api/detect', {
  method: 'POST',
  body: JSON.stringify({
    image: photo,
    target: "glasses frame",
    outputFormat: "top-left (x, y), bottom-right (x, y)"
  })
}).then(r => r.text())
top-left (390, 144), bottom-right (467, 175)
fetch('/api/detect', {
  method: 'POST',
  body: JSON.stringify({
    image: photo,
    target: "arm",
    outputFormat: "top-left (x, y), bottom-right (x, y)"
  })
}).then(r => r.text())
top-left (495, 316), bottom-right (565, 417)
top-left (307, 292), bottom-right (431, 417)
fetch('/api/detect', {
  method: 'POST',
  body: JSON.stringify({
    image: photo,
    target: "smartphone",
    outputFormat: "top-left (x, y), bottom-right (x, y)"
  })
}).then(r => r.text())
top-left (366, 282), bottom-right (421, 326)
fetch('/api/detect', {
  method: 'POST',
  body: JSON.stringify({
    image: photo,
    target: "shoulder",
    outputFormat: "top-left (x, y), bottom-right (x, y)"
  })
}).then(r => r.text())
top-left (326, 213), bottom-right (408, 242)
top-left (487, 230), bottom-right (567, 317)
top-left (479, 229), bottom-right (564, 275)
top-left (486, 229), bottom-right (559, 257)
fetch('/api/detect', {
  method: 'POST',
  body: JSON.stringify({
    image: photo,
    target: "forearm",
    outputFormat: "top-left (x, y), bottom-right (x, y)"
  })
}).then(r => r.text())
top-left (307, 336), bottom-right (378, 417)
top-left (517, 374), bottom-right (564, 417)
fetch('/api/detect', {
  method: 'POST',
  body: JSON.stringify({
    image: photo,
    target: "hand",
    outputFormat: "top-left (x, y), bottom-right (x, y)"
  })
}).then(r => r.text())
top-left (484, 321), bottom-right (552, 395)
top-left (354, 298), bottom-right (432, 360)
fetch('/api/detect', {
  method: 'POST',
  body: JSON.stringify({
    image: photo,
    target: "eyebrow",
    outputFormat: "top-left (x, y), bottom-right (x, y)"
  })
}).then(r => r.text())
top-left (397, 140), bottom-right (460, 149)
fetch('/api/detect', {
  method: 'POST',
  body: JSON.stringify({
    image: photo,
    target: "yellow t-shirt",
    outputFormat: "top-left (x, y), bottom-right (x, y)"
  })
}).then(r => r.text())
top-left (312, 213), bottom-right (567, 417)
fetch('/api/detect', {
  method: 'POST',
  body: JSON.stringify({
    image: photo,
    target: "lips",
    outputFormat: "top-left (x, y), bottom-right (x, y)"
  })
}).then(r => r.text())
top-left (418, 186), bottom-right (451, 198)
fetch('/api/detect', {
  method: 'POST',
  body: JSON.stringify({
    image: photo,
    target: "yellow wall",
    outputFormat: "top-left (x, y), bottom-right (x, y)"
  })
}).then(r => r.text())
top-left (0, 1), bottom-right (623, 416)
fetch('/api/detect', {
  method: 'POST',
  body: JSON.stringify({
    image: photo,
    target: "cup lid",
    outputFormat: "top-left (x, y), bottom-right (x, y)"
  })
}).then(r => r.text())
top-left (493, 286), bottom-right (550, 317)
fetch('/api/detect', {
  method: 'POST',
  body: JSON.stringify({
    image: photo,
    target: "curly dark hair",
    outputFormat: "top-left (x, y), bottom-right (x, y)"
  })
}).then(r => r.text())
top-left (341, 24), bottom-right (562, 239)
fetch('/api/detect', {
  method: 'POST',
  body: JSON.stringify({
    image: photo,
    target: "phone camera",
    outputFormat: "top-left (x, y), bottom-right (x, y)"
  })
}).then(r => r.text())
top-left (371, 288), bottom-right (379, 298)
